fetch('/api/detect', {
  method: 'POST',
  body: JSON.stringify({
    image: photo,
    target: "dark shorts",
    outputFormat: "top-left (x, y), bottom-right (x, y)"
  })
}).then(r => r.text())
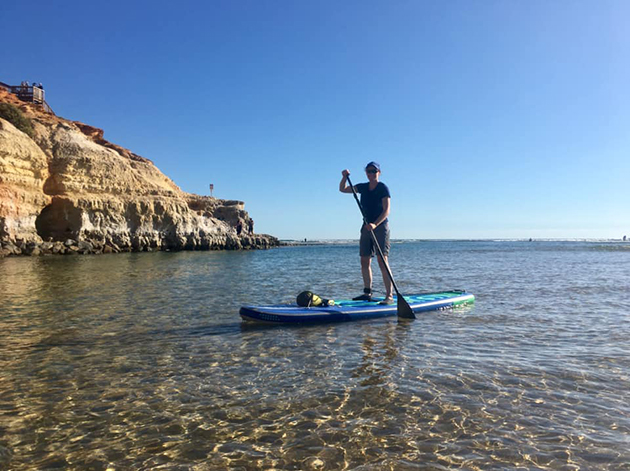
top-left (359, 222), bottom-right (390, 257)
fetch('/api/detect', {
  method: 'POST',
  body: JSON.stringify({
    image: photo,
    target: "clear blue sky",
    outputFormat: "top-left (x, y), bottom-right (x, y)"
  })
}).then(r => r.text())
top-left (2, 1), bottom-right (628, 240)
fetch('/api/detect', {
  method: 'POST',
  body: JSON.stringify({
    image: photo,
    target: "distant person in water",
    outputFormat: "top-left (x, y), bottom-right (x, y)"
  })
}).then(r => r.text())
top-left (339, 162), bottom-right (393, 304)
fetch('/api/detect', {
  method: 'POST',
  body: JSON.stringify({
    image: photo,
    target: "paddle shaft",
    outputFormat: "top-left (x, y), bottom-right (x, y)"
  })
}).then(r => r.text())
top-left (346, 175), bottom-right (414, 318)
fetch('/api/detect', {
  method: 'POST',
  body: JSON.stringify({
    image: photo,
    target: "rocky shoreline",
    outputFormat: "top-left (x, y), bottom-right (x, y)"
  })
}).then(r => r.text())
top-left (1, 233), bottom-right (278, 257)
top-left (0, 88), bottom-right (279, 257)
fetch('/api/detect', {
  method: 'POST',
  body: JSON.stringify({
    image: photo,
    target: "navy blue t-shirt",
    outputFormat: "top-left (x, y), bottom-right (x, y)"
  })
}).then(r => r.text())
top-left (355, 182), bottom-right (390, 224)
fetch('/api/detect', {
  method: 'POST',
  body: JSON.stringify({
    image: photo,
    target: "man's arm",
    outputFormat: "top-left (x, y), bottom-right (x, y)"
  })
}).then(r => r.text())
top-left (339, 169), bottom-right (354, 193)
top-left (366, 197), bottom-right (391, 231)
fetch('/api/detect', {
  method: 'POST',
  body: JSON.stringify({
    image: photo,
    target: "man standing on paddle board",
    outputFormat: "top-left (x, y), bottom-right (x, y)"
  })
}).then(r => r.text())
top-left (339, 162), bottom-right (393, 304)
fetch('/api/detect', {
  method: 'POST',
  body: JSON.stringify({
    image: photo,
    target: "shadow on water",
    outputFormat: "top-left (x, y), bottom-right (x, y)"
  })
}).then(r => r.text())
top-left (238, 315), bottom-right (412, 333)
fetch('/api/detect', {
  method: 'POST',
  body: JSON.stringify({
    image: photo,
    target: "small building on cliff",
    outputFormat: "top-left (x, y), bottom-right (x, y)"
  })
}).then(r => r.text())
top-left (1, 80), bottom-right (54, 114)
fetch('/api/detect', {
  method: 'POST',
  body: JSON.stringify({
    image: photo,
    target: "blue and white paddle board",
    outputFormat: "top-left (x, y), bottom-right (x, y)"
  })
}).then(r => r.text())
top-left (240, 290), bottom-right (474, 323)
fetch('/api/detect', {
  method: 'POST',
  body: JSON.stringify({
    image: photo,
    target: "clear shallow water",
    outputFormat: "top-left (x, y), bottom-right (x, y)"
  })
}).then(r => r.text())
top-left (1, 240), bottom-right (629, 470)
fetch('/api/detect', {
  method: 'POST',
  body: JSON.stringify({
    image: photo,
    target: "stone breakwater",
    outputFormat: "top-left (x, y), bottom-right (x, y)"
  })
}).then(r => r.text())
top-left (0, 89), bottom-right (278, 257)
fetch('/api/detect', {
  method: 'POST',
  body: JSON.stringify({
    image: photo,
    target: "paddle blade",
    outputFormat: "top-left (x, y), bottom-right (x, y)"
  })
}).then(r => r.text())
top-left (397, 295), bottom-right (415, 319)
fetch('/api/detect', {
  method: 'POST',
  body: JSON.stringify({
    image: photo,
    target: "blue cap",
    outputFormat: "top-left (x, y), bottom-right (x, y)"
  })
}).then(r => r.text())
top-left (365, 161), bottom-right (380, 171)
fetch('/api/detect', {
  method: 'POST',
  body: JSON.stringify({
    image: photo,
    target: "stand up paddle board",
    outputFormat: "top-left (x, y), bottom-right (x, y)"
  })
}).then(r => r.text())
top-left (240, 290), bottom-right (474, 323)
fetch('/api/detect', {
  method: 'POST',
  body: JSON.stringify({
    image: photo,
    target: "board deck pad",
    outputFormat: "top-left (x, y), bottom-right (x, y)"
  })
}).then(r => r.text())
top-left (240, 290), bottom-right (475, 323)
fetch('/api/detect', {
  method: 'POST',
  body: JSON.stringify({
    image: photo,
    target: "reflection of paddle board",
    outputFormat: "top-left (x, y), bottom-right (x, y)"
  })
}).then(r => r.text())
top-left (240, 290), bottom-right (475, 323)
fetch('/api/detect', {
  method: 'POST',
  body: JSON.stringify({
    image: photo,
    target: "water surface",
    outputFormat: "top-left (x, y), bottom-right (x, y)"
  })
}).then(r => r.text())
top-left (1, 241), bottom-right (629, 469)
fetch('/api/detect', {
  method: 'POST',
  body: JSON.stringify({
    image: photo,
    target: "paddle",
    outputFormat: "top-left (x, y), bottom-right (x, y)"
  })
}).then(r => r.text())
top-left (346, 174), bottom-right (415, 319)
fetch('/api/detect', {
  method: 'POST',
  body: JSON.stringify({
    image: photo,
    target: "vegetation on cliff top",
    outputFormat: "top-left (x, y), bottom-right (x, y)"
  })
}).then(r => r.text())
top-left (0, 102), bottom-right (34, 138)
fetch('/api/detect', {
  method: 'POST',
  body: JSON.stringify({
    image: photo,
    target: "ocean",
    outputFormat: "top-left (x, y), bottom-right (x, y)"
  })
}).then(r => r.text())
top-left (1, 240), bottom-right (629, 470)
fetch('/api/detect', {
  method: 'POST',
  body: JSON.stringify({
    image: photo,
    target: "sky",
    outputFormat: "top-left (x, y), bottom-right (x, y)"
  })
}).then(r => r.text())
top-left (1, 1), bottom-right (628, 240)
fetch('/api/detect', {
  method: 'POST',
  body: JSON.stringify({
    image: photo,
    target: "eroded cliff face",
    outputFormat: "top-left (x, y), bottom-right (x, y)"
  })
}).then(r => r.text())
top-left (0, 90), bottom-right (278, 256)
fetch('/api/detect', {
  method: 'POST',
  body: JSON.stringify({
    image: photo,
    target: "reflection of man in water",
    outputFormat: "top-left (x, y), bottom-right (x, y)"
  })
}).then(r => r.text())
top-left (352, 323), bottom-right (409, 388)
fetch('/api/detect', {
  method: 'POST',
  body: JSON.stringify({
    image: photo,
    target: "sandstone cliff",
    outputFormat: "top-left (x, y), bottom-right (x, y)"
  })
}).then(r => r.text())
top-left (0, 89), bottom-right (278, 256)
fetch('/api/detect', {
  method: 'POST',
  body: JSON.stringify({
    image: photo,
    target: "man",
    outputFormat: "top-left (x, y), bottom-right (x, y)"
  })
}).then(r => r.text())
top-left (339, 162), bottom-right (393, 304)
